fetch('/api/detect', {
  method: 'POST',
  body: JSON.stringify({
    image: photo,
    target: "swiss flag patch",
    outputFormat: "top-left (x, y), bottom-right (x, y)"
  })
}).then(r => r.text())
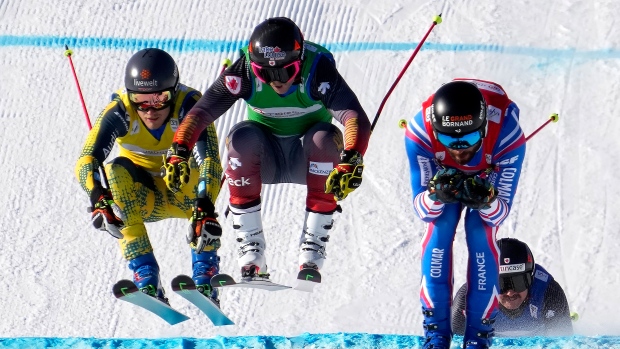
top-left (225, 75), bottom-right (242, 95)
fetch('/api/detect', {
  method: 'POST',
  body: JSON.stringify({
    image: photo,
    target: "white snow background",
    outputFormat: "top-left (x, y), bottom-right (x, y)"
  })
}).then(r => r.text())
top-left (1, 0), bottom-right (619, 339)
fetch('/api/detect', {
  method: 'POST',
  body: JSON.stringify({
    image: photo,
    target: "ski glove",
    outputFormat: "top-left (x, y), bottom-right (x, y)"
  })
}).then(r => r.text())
top-left (187, 197), bottom-right (222, 253)
top-left (427, 167), bottom-right (466, 204)
top-left (325, 149), bottom-right (364, 201)
top-left (89, 185), bottom-right (124, 239)
top-left (460, 175), bottom-right (497, 210)
top-left (163, 142), bottom-right (191, 192)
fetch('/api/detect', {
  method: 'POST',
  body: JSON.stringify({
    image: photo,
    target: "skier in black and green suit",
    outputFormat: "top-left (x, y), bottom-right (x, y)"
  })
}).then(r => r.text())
top-left (163, 17), bottom-right (371, 280)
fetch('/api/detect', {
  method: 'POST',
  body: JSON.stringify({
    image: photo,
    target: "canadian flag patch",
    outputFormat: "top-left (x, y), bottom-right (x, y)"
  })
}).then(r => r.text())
top-left (225, 76), bottom-right (242, 95)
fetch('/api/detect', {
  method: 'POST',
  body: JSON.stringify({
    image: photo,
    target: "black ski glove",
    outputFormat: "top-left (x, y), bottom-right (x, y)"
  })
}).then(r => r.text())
top-left (187, 197), bottom-right (222, 253)
top-left (460, 175), bottom-right (497, 210)
top-left (89, 185), bottom-right (124, 239)
top-left (427, 168), bottom-right (466, 204)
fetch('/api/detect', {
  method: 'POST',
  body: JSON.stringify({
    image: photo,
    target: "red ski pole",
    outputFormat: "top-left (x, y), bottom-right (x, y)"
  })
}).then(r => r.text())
top-left (371, 14), bottom-right (443, 132)
top-left (215, 58), bottom-right (232, 189)
top-left (64, 45), bottom-right (93, 129)
top-left (64, 45), bottom-right (109, 188)
top-left (526, 113), bottom-right (559, 142)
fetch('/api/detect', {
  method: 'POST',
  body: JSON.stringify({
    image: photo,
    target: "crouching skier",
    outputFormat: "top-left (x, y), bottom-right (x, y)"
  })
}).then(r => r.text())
top-left (75, 48), bottom-right (224, 306)
top-left (404, 79), bottom-right (526, 348)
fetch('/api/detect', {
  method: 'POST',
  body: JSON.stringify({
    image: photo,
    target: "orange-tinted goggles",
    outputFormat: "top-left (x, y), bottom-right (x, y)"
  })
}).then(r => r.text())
top-left (129, 89), bottom-right (174, 111)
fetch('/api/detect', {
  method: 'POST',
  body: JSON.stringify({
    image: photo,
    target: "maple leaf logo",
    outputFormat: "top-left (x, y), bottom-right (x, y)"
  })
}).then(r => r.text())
top-left (227, 78), bottom-right (238, 91)
top-left (225, 76), bottom-right (242, 95)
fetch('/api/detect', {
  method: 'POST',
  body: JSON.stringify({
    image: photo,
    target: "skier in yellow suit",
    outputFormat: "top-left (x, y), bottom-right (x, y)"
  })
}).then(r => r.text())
top-left (75, 48), bottom-right (223, 306)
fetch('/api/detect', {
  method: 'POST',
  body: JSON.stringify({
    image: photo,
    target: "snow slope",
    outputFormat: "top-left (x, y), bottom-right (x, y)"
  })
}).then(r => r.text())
top-left (1, 0), bottom-right (619, 339)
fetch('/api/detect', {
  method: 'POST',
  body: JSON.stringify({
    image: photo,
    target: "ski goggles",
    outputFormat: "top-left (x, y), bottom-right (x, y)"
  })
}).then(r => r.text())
top-left (436, 130), bottom-right (482, 149)
top-left (499, 273), bottom-right (532, 294)
top-left (250, 59), bottom-right (301, 84)
top-left (128, 89), bottom-right (174, 111)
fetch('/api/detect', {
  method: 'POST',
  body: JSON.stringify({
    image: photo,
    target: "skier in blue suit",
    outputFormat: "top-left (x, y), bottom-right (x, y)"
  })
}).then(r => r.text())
top-left (452, 238), bottom-right (574, 337)
top-left (404, 79), bottom-right (526, 349)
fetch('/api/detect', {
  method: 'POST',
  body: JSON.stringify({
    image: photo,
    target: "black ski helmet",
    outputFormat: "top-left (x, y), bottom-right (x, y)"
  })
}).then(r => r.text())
top-left (498, 238), bottom-right (535, 293)
top-left (248, 17), bottom-right (304, 68)
top-left (498, 238), bottom-right (535, 276)
top-left (430, 81), bottom-right (487, 137)
top-left (125, 48), bottom-right (179, 93)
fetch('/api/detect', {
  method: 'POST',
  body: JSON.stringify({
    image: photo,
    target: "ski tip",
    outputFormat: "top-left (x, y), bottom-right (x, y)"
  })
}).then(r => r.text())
top-left (112, 279), bottom-right (138, 298)
top-left (171, 274), bottom-right (196, 292)
top-left (210, 274), bottom-right (237, 288)
top-left (297, 269), bottom-right (322, 283)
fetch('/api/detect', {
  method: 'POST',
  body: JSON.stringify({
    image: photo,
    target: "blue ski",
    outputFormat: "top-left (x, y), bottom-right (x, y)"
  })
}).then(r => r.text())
top-left (171, 275), bottom-right (234, 326)
top-left (112, 279), bottom-right (189, 325)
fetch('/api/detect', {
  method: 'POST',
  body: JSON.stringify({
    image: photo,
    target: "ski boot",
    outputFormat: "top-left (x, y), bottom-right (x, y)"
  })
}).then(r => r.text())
top-left (300, 263), bottom-right (319, 271)
top-left (192, 249), bottom-right (220, 307)
top-left (231, 206), bottom-right (268, 279)
top-left (298, 210), bottom-right (335, 270)
top-left (129, 252), bottom-right (168, 305)
top-left (463, 316), bottom-right (495, 349)
top-left (240, 264), bottom-right (271, 280)
top-left (421, 306), bottom-right (452, 349)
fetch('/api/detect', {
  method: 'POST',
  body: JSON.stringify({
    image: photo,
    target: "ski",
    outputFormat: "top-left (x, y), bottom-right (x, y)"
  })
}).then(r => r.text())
top-left (210, 273), bottom-right (291, 291)
top-left (112, 279), bottom-right (190, 325)
top-left (294, 267), bottom-right (322, 292)
top-left (171, 275), bottom-right (234, 326)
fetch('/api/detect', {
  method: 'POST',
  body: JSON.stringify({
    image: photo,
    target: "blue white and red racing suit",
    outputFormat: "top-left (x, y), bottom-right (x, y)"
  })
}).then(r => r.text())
top-left (405, 79), bottom-right (526, 342)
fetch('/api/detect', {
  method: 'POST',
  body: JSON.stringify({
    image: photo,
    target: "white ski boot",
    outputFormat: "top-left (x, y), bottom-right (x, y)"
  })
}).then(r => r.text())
top-left (231, 205), bottom-right (268, 279)
top-left (298, 210), bottom-right (334, 270)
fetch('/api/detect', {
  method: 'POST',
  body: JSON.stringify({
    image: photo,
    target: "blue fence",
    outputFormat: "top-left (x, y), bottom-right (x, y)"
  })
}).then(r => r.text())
top-left (1, 334), bottom-right (619, 349)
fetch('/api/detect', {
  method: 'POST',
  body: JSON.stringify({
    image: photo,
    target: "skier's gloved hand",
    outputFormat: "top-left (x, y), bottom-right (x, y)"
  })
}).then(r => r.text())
top-left (325, 149), bottom-right (364, 201)
top-left (89, 185), bottom-right (124, 239)
top-left (427, 167), bottom-right (466, 204)
top-left (187, 197), bottom-right (222, 253)
top-left (460, 175), bottom-right (497, 210)
top-left (163, 142), bottom-right (191, 192)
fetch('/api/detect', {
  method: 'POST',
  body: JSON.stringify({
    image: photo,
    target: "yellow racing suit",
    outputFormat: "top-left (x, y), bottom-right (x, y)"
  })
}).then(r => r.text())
top-left (75, 84), bottom-right (222, 260)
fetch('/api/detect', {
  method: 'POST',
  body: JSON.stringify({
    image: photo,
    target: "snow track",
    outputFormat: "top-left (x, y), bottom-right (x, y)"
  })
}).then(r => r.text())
top-left (1, 0), bottom-right (620, 338)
